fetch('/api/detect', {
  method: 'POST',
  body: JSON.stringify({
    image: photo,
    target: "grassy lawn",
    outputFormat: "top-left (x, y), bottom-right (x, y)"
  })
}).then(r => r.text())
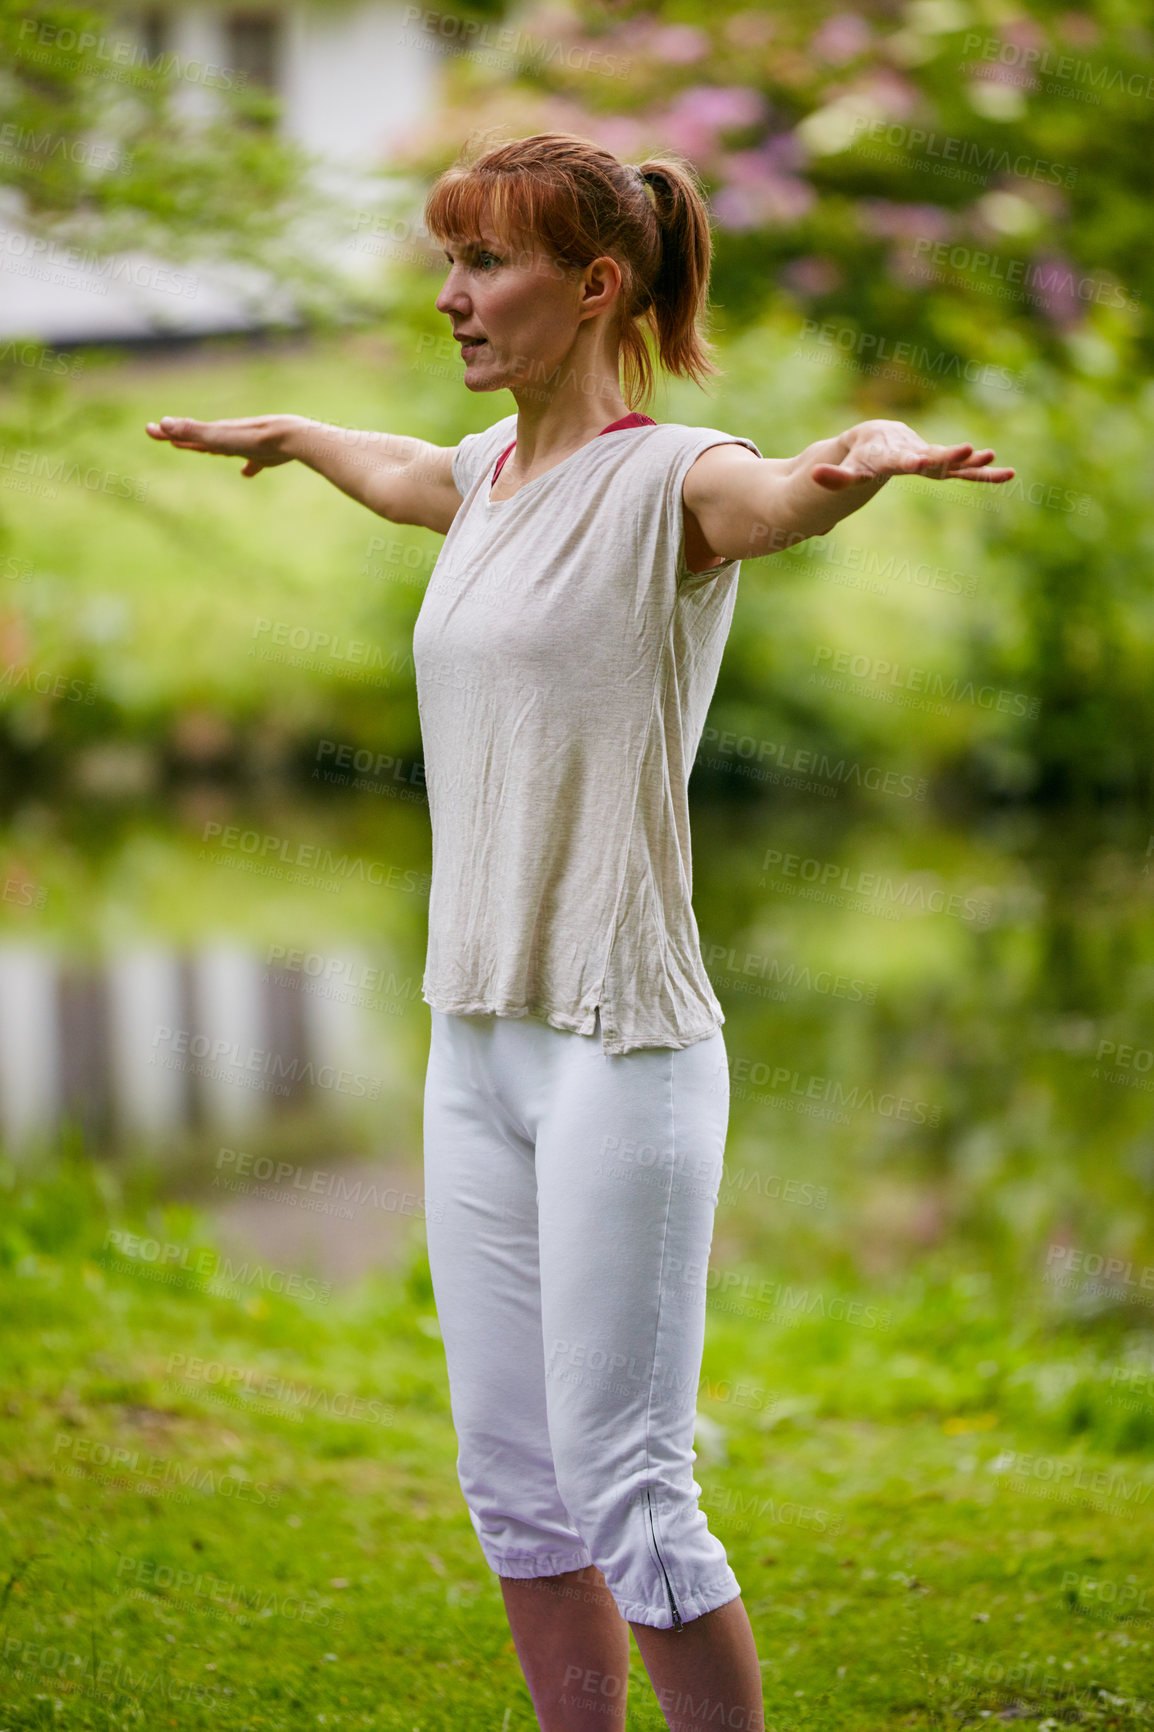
top-left (3, 1156), bottom-right (1152, 1730)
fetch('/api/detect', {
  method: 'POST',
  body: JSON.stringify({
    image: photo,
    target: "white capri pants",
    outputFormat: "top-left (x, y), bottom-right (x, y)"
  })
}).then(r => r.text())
top-left (421, 1005), bottom-right (742, 1629)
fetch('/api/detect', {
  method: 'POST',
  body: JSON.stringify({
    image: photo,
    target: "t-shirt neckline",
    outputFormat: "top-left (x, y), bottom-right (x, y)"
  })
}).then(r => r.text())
top-left (485, 412), bottom-right (657, 508)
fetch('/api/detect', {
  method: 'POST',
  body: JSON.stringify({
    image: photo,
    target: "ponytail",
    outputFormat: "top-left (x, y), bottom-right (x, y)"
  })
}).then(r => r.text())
top-left (625, 155), bottom-right (720, 409)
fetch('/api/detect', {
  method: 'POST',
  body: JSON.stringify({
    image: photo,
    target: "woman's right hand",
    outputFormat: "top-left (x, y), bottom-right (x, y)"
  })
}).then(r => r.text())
top-left (144, 413), bottom-right (302, 478)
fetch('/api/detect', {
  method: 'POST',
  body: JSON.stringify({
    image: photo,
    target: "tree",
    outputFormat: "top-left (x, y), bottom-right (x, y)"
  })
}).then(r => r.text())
top-left (0, 0), bottom-right (331, 282)
top-left (388, 0), bottom-right (1154, 405)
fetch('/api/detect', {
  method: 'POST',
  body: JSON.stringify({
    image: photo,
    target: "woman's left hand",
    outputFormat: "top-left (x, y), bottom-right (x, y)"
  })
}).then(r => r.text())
top-left (810, 419), bottom-right (1015, 492)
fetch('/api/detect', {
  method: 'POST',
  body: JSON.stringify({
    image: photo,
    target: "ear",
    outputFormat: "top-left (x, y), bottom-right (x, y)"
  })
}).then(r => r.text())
top-left (579, 254), bottom-right (624, 319)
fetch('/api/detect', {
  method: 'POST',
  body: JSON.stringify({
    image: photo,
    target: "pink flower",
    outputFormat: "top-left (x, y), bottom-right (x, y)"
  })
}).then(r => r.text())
top-left (710, 138), bottom-right (816, 229)
top-left (855, 67), bottom-right (920, 119)
top-left (660, 85), bottom-right (769, 160)
top-left (779, 255), bottom-right (844, 295)
top-left (857, 200), bottom-right (951, 242)
top-left (970, 60), bottom-right (1038, 89)
top-left (651, 24), bottom-right (712, 64)
top-left (588, 115), bottom-right (649, 158)
top-left (1002, 18), bottom-right (1047, 52)
top-left (712, 163), bottom-right (815, 231)
top-left (710, 187), bottom-right (763, 231)
top-left (1028, 253), bottom-right (1082, 327)
top-left (719, 139), bottom-right (803, 184)
top-left (810, 13), bottom-right (872, 65)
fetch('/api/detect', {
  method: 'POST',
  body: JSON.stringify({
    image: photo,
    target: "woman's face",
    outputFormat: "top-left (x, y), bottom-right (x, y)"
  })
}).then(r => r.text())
top-left (434, 227), bottom-right (621, 398)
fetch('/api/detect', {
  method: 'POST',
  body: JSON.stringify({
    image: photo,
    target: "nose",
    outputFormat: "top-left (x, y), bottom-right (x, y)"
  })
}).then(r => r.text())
top-left (435, 267), bottom-right (469, 318)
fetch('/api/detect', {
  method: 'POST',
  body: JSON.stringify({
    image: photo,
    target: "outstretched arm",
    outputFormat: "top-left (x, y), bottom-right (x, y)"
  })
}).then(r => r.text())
top-left (683, 419), bottom-right (1015, 563)
top-left (144, 414), bottom-right (462, 534)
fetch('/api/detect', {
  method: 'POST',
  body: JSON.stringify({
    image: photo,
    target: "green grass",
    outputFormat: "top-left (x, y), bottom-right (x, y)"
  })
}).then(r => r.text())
top-left (3, 1156), bottom-right (1153, 1730)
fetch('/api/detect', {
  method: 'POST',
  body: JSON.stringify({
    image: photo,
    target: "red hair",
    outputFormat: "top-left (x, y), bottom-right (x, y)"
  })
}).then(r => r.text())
top-left (423, 129), bottom-right (722, 410)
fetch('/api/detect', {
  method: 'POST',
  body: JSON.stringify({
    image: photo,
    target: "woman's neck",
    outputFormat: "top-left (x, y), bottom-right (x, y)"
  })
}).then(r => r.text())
top-left (504, 381), bottom-right (632, 474)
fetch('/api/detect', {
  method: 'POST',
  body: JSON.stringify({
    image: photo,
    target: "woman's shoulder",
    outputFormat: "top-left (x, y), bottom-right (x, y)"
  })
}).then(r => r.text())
top-left (627, 420), bottom-right (763, 464)
top-left (452, 414), bottom-right (520, 496)
top-left (460, 412), bottom-right (519, 453)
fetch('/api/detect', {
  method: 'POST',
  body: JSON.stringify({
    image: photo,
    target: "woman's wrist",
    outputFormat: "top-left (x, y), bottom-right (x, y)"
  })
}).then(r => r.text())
top-left (274, 415), bottom-right (314, 461)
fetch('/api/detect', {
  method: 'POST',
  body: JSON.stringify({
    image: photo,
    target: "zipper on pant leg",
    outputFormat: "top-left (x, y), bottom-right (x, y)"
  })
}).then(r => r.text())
top-left (644, 1486), bottom-right (683, 1630)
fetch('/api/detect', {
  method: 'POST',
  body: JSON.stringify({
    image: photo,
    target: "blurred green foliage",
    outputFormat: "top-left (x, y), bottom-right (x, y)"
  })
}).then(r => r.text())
top-left (0, 0), bottom-right (314, 264)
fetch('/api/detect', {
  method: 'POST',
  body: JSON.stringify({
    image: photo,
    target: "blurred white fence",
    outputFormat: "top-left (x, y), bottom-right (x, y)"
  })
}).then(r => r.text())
top-left (0, 941), bottom-right (408, 1152)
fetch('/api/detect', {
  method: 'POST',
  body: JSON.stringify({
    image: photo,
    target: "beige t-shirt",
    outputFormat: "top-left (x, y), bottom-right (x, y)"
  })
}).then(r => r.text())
top-left (412, 412), bottom-right (762, 1056)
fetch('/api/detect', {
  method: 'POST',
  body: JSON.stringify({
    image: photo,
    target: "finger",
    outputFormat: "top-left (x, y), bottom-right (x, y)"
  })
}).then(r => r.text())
top-left (864, 438), bottom-right (971, 463)
top-left (916, 464), bottom-right (1012, 482)
top-left (937, 463), bottom-right (1014, 480)
top-left (158, 416), bottom-right (211, 443)
top-left (145, 423), bottom-right (204, 446)
top-left (869, 450), bottom-right (947, 479)
top-left (909, 458), bottom-right (965, 479)
top-left (899, 441), bottom-right (974, 463)
top-left (856, 446), bottom-right (955, 481)
top-left (906, 444), bottom-right (974, 471)
top-left (940, 448), bottom-right (997, 471)
top-left (811, 463), bottom-right (860, 491)
top-left (241, 460), bottom-right (263, 477)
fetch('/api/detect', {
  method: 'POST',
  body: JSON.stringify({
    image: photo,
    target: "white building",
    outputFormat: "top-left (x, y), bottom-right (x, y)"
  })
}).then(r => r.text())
top-left (0, 0), bottom-right (447, 343)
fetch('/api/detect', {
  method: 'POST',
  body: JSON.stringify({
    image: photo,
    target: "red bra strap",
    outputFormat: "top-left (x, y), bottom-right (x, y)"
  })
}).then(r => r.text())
top-left (489, 412), bottom-right (656, 486)
top-left (491, 440), bottom-right (517, 484)
top-left (600, 412), bottom-right (657, 434)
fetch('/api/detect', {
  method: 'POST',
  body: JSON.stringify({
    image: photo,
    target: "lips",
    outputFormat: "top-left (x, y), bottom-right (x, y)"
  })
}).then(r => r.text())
top-left (457, 336), bottom-right (487, 352)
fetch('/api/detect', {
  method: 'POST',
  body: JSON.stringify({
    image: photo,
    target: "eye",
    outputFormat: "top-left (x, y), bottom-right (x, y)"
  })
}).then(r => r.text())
top-left (442, 245), bottom-right (502, 273)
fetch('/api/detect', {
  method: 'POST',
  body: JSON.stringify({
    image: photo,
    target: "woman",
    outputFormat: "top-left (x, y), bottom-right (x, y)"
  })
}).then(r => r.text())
top-left (146, 131), bottom-right (1012, 1732)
